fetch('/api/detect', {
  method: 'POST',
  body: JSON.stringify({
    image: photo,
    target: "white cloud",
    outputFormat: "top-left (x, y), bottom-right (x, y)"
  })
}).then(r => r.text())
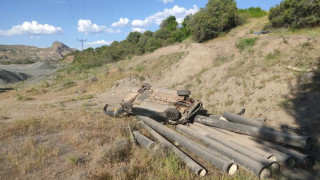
top-left (85, 40), bottom-right (113, 47)
top-left (131, 28), bottom-right (146, 33)
top-left (0, 21), bottom-right (63, 36)
top-left (160, 0), bottom-right (174, 4)
top-left (78, 19), bottom-right (121, 34)
top-left (78, 19), bottom-right (105, 34)
top-left (111, 18), bottom-right (130, 27)
top-left (131, 19), bottom-right (151, 28)
top-left (131, 5), bottom-right (199, 28)
top-left (29, 36), bottom-right (41, 39)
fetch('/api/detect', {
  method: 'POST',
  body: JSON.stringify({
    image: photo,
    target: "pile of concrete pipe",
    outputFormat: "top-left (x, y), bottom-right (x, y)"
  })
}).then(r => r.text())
top-left (131, 112), bottom-right (314, 179)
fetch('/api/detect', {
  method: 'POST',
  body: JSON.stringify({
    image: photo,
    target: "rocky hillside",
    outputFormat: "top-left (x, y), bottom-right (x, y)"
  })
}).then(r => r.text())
top-left (0, 41), bottom-right (75, 64)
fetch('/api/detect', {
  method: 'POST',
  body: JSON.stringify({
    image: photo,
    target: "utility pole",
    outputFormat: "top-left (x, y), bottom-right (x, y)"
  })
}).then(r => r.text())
top-left (77, 39), bottom-right (87, 51)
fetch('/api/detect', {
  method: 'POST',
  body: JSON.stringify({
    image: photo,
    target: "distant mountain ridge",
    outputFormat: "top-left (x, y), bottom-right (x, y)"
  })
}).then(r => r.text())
top-left (0, 41), bottom-right (76, 64)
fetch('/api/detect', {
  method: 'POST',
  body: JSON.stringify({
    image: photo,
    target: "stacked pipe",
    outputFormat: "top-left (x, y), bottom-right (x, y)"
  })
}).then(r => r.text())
top-left (194, 112), bottom-right (314, 169)
top-left (131, 111), bottom-right (314, 179)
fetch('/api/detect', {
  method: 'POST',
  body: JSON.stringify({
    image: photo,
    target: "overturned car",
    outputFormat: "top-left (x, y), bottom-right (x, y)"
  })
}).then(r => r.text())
top-left (103, 83), bottom-right (202, 124)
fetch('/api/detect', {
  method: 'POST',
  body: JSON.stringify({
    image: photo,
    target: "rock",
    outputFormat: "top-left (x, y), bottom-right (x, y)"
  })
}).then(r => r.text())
top-left (69, 169), bottom-right (88, 180)
top-left (301, 72), bottom-right (315, 84)
top-left (113, 82), bottom-right (120, 87)
top-left (51, 41), bottom-right (75, 57)
top-left (87, 76), bottom-right (98, 83)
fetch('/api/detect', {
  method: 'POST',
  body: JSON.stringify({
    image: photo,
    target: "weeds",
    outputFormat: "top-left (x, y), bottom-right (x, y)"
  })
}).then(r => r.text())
top-left (213, 55), bottom-right (230, 67)
top-left (278, 99), bottom-right (292, 109)
top-left (68, 156), bottom-right (79, 164)
top-left (139, 76), bottom-right (145, 81)
top-left (15, 93), bottom-right (33, 101)
top-left (61, 80), bottom-right (76, 89)
top-left (301, 42), bottom-right (312, 48)
top-left (0, 116), bottom-right (10, 120)
top-left (236, 37), bottom-right (258, 52)
top-left (265, 49), bottom-right (281, 66)
top-left (258, 97), bottom-right (266, 103)
top-left (184, 83), bottom-right (192, 90)
top-left (61, 94), bottom-right (95, 103)
top-left (135, 65), bottom-right (145, 72)
top-left (225, 100), bottom-right (234, 106)
top-left (16, 93), bottom-right (23, 101)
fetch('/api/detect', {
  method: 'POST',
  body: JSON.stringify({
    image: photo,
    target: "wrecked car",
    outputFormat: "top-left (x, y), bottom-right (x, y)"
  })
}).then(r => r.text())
top-left (103, 83), bottom-right (202, 124)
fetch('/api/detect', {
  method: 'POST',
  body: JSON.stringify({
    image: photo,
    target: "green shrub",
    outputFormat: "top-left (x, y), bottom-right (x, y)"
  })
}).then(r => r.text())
top-left (269, 0), bottom-right (320, 28)
top-left (238, 7), bottom-right (267, 18)
top-left (16, 94), bottom-right (23, 101)
top-left (236, 37), bottom-right (258, 52)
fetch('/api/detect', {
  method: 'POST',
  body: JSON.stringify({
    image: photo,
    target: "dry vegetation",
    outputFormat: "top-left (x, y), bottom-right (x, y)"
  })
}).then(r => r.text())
top-left (1, 17), bottom-right (320, 179)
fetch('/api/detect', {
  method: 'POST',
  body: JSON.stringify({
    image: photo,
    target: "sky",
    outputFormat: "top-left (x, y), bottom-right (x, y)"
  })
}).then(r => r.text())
top-left (0, 0), bottom-right (282, 49)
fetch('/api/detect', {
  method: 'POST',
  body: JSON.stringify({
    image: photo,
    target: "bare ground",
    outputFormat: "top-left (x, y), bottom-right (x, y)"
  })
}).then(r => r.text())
top-left (0, 17), bottom-right (320, 179)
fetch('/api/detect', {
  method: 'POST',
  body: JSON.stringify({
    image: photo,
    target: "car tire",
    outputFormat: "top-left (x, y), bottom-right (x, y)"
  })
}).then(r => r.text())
top-left (177, 90), bottom-right (191, 96)
top-left (164, 108), bottom-right (181, 121)
top-left (122, 101), bottom-right (133, 112)
top-left (142, 83), bottom-right (151, 90)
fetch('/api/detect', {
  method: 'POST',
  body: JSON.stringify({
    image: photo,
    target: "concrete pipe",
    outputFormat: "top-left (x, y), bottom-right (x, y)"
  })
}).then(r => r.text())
top-left (194, 115), bottom-right (311, 150)
top-left (211, 126), bottom-right (296, 167)
top-left (223, 112), bottom-right (263, 127)
top-left (133, 131), bottom-right (156, 149)
top-left (193, 123), bottom-right (276, 161)
top-left (138, 121), bottom-right (207, 176)
top-left (176, 125), bottom-right (271, 179)
top-left (251, 138), bottom-right (313, 169)
top-left (137, 116), bottom-right (238, 175)
top-left (190, 124), bottom-right (280, 172)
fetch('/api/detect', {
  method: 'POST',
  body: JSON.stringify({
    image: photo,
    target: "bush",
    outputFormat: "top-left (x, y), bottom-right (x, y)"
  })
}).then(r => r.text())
top-left (269, 0), bottom-right (320, 28)
top-left (238, 7), bottom-right (267, 18)
top-left (190, 0), bottom-right (239, 42)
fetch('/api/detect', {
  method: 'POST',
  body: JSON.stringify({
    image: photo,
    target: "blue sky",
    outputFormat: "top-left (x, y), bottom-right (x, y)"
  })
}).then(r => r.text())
top-left (0, 0), bottom-right (282, 49)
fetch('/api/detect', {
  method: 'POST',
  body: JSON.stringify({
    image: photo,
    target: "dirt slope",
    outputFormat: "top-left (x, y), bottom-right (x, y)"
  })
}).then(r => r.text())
top-left (0, 17), bottom-right (319, 179)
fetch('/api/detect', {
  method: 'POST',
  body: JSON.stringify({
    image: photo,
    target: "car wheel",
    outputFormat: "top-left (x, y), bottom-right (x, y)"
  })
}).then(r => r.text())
top-left (122, 101), bottom-right (133, 112)
top-left (177, 90), bottom-right (191, 96)
top-left (164, 108), bottom-right (181, 121)
top-left (142, 83), bottom-right (151, 90)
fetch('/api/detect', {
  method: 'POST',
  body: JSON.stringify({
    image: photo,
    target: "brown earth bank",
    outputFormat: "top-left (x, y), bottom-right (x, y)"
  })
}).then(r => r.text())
top-left (0, 17), bottom-right (320, 179)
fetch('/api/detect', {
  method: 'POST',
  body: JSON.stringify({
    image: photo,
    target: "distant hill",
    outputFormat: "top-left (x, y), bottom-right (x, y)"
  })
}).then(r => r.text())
top-left (0, 41), bottom-right (76, 64)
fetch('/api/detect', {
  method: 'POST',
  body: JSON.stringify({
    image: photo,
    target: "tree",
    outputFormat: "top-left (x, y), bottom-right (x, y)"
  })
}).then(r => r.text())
top-left (160, 16), bottom-right (178, 31)
top-left (126, 32), bottom-right (142, 44)
top-left (269, 0), bottom-right (320, 28)
top-left (154, 28), bottom-right (172, 40)
top-left (189, 0), bottom-right (238, 42)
